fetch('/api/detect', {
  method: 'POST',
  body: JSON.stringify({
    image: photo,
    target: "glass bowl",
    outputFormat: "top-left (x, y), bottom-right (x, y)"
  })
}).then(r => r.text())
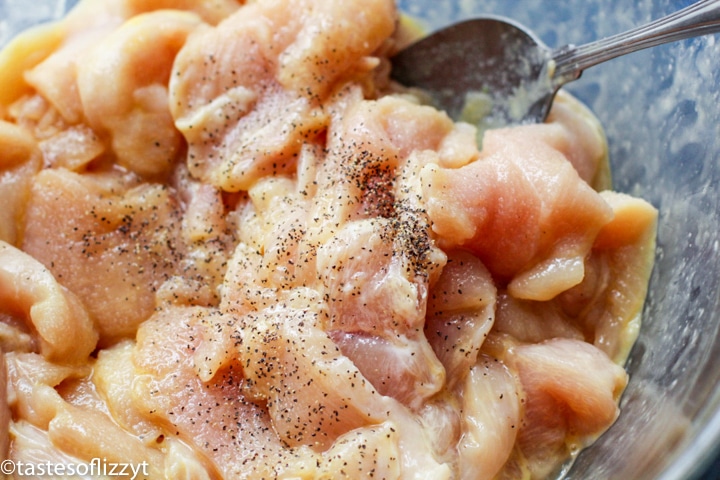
top-left (2, 0), bottom-right (719, 478)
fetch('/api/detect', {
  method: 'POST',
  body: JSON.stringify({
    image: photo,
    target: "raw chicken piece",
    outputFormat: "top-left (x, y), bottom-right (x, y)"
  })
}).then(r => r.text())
top-left (493, 192), bottom-right (657, 363)
top-left (66, 366), bottom-right (210, 479)
top-left (169, 164), bottom-right (237, 307)
top-left (328, 330), bottom-right (444, 411)
top-left (524, 91), bottom-right (611, 190)
top-left (0, 0), bottom-right (240, 115)
top-left (457, 354), bottom-right (521, 480)
top-left (493, 292), bottom-right (585, 344)
top-left (425, 249), bottom-right (497, 389)
top-left (336, 96), bottom-right (458, 163)
top-left (0, 241), bottom-right (97, 364)
top-left (0, 355), bottom-right (9, 459)
top-left (169, 0), bottom-right (394, 191)
top-left (0, 121), bottom-right (42, 246)
top-left (309, 95), bottom-right (474, 235)
top-left (5, 352), bottom-right (165, 476)
top-left (220, 175), bottom-right (316, 316)
top-left (220, 241), bottom-right (277, 316)
top-left (92, 341), bottom-right (165, 443)
top-left (76, 10), bottom-right (202, 177)
top-left (19, 1), bottom-right (129, 125)
top-left (22, 167), bottom-right (233, 343)
top-left (236, 301), bottom-right (392, 449)
top-left (316, 219), bottom-right (446, 409)
top-left (0, 20), bottom-right (66, 111)
top-left (420, 104), bottom-right (614, 301)
top-left (5, 352), bottom-right (89, 429)
top-left (38, 124), bottom-right (105, 170)
top-left (317, 218), bottom-right (427, 335)
top-left (22, 169), bottom-right (183, 342)
top-left (506, 338), bottom-right (627, 478)
top-left (246, 176), bottom-right (316, 290)
top-left (134, 302), bottom-right (451, 479)
top-left (316, 423), bottom-right (401, 479)
top-left (163, 440), bottom-right (215, 480)
top-left (9, 421), bottom-right (89, 474)
top-left (47, 398), bottom-right (165, 477)
top-left (572, 191), bottom-right (658, 362)
top-left (133, 305), bottom-right (317, 479)
top-left (124, 0), bottom-right (243, 24)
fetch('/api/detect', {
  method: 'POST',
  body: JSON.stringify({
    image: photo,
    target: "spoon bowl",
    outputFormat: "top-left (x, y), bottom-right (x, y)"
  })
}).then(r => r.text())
top-left (391, 16), bottom-right (555, 128)
top-left (391, 0), bottom-right (720, 128)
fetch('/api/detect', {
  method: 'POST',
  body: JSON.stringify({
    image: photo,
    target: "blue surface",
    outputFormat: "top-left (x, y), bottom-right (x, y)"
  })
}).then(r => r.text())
top-left (703, 457), bottom-right (720, 480)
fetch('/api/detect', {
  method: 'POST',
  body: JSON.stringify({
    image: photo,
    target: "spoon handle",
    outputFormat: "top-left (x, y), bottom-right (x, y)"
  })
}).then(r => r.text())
top-left (552, 0), bottom-right (720, 84)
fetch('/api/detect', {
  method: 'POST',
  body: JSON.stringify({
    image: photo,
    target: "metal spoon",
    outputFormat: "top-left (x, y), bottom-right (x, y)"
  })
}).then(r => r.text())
top-left (391, 0), bottom-right (720, 128)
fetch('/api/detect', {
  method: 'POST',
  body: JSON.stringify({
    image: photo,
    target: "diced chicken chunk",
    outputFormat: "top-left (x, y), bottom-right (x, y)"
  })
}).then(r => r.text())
top-left (22, 167), bottom-right (232, 343)
top-left (507, 338), bottom-right (627, 477)
top-left (134, 305), bottom-right (315, 479)
top-left (22, 169), bottom-right (183, 342)
top-left (0, 242), bottom-right (97, 363)
top-left (421, 101), bottom-right (615, 301)
top-left (0, 121), bottom-right (42, 245)
top-left (426, 250), bottom-right (497, 389)
top-left (236, 303), bottom-right (389, 450)
top-left (457, 355), bottom-right (521, 480)
top-left (329, 330), bottom-right (444, 411)
top-left (77, 11), bottom-right (202, 177)
top-left (169, 0), bottom-right (394, 191)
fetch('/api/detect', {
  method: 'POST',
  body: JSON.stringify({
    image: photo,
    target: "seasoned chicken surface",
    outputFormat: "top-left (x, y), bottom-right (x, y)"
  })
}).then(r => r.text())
top-left (0, 0), bottom-right (657, 478)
